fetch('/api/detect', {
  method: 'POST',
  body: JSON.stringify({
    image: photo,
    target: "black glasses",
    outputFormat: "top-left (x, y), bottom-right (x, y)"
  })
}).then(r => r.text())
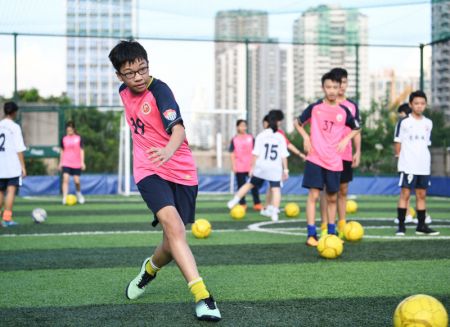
top-left (119, 66), bottom-right (149, 79)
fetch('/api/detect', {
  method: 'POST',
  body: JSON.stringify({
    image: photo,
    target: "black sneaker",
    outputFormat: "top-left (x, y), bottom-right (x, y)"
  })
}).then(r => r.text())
top-left (395, 225), bottom-right (406, 236)
top-left (416, 225), bottom-right (440, 236)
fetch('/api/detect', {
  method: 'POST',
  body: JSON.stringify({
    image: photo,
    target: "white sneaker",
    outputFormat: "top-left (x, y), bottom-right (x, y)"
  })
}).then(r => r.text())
top-left (405, 215), bottom-right (414, 224)
top-left (126, 257), bottom-right (156, 300)
top-left (271, 213), bottom-right (279, 222)
top-left (227, 198), bottom-right (239, 209)
top-left (77, 193), bottom-right (85, 204)
top-left (425, 215), bottom-right (432, 224)
top-left (260, 207), bottom-right (273, 218)
top-left (62, 196), bottom-right (66, 205)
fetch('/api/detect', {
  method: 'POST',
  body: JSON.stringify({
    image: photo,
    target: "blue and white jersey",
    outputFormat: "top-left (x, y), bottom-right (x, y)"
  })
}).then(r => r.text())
top-left (394, 115), bottom-right (432, 175)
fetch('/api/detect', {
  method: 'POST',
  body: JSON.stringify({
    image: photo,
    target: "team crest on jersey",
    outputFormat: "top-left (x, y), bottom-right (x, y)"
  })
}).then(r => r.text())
top-left (336, 114), bottom-right (343, 122)
top-left (141, 102), bottom-right (151, 115)
top-left (163, 109), bottom-right (177, 121)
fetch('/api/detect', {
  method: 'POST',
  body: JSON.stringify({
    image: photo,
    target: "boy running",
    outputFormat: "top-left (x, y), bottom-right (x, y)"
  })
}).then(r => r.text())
top-left (295, 72), bottom-right (360, 246)
top-left (394, 91), bottom-right (438, 236)
top-left (0, 102), bottom-right (27, 227)
top-left (109, 40), bottom-right (221, 321)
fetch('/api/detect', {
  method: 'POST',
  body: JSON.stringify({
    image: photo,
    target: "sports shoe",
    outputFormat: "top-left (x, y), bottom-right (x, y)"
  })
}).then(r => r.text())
top-left (195, 296), bottom-right (221, 322)
top-left (395, 225), bottom-right (406, 236)
top-left (415, 225), bottom-right (439, 236)
top-left (77, 193), bottom-right (85, 204)
top-left (227, 198), bottom-right (239, 209)
top-left (271, 212), bottom-right (279, 222)
top-left (253, 203), bottom-right (263, 211)
top-left (260, 207), bottom-right (273, 218)
top-left (125, 257), bottom-right (156, 300)
top-left (1, 220), bottom-right (18, 227)
top-left (62, 196), bottom-right (66, 205)
top-left (413, 215), bottom-right (432, 225)
top-left (306, 235), bottom-right (319, 247)
top-left (320, 228), bottom-right (328, 238)
top-left (394, 216), bottom-right (414, 224)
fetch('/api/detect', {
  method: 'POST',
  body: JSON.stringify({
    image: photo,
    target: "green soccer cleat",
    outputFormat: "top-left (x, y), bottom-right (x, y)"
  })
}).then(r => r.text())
top-left (320, 228), bottom-right (328, 238)
top-left (195, 296), bottom-right (221, 322)
top-left (125, 257), bottom-right (156, 300)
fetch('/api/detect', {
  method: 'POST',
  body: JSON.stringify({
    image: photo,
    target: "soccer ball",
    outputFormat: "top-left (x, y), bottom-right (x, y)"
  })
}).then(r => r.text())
top-left (346, 200), bottom-right (358, 214)
top-left (285, 202), bottom-right (300, 218)
top-left (343, 221), bottom-right (364, 242)
top-left (191, 219), bottom-right (212, 239)
top-left (409, 206), bottom-right (416, 218)
top-left (393, 294), bottom-right (448, 327)
top-left (31, 208), bottom-right (47, 223)
top-left (230, 205), bottom-right (246, 220)
top-left (317, 234), bottom-right (343, 259)
top-left (66, 194), bottom-right (77, 206)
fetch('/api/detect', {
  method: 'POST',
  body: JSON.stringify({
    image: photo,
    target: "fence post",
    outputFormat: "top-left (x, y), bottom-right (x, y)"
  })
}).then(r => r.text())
top-left (13, 33), bottom-right (18, 101)
top-left (355, 43), bottom-right (360, 103)
top-left (419, 43), bottom-right (424, 91)
top-left (245, 38), bottom-right (251, 133)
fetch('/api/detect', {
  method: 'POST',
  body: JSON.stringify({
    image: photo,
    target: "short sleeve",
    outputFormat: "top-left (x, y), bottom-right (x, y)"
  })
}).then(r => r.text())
top-left (341, 105), bottom-right (360, 130)
top-left (394, 117), bottom-right (406, 143)
top-left (150, 80), bottom-right (183, 135)
top-left (252, 135), bottom-right (262, 156)
top-left (60, 137), bottom-right (65, 149)
top-left (299, 104), bottom-right (314, 125)
top-left (427, 120), bottom-right (433, 146)
top-left (79, 136), bottom-right (84, 149)
top-left (14, 125), bottom-right (26, 152)
top-left (228, 138), bottom-right (235, 152)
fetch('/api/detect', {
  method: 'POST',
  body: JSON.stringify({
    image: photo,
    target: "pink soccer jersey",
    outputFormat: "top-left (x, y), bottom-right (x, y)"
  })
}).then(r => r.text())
top-left (119, 78), bottom-right (198, 186)
top-left (229, 134), bottom-right (254, 173)
top-left (299, 100), bottom-right (359, 171)
top-left (340, 99), bottom-right (360, 162)
top-left (61, 134), bottom-right (83, 169)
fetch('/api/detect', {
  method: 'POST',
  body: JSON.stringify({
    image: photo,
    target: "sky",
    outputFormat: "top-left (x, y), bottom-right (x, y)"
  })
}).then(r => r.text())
top-left (0, 0), bottom-right (432, 112)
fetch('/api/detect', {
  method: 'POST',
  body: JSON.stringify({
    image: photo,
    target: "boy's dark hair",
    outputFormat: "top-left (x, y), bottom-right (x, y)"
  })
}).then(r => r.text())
top-left (236, 119), bottom-right (247, 127)
top-left (397, 103), bottom-right (412, 115)
top-left (269, 109), bottom-right (284, 121)
top-left (4, 101), bottom-right (19, 115)
top-left (263, 114), bottom-right (269, 123)
top-left (65, 120), bottom-right (75, 129)
top-left (267, 111), bottom-right (279, 133)
top-left (108, 40), bottom-right (149, 72)
top-left (321, 71), bottom-right (340, 86)
top-left (330, 67), bottom-right (348, 81)
top-left (409, 90), bottom-right (427, 103)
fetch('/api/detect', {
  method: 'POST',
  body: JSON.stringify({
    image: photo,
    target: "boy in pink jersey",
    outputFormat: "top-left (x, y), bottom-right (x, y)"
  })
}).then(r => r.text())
top-left (59, 121), bottom-right (86, 205)
top-left (295, 72), bottom-right (360, 247)
top-left (108, 40), bottom-right (220, 322)
top-left (319, 68), bottom-right (361, 238)
top-left (229, 119), bottom-right (261, 210)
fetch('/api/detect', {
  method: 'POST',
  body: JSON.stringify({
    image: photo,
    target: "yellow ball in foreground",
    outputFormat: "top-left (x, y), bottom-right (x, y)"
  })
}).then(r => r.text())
top-left (343, 221), bottom-right (364, 242)
top-left (393, 294), bottom-right (448, 327)
top-left (66, 194), bottom-right (77, 206)
top-left (346, 200), bottom-right (358, 214)
top-left (284, 202), bottom-right (300, 218)
top-left (230, 205), bottom-right (246, 220)
top-left (317, 234), bottom-right (343, 259)
top-left (191, 219), bottom-right (212, 239)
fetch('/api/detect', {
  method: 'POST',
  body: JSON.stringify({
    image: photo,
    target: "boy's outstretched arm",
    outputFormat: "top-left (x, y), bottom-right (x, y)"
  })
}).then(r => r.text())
top-left (147, 123), bottom-right (185, 166)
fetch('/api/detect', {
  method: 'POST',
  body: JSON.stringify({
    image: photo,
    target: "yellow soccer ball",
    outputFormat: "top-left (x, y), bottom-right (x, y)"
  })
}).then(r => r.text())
top-left (393, 294), bottom-right (448, 327)
top-left (230, 205), bottom-right (246, 220)
top-left (191, 219), bottom-right (212, 239)
top-left (285, 202), bottom-right (300, 218)
top-left (317, 234), bottom-right (343, 259)
top-left (343, 221), bottom-right (364, 242)
top-left (66, 194), bottom-right (77, 206)
top-left (346, 200), bottom-right (358, 214)
top-left (409, 206), bottom-right (416, 218)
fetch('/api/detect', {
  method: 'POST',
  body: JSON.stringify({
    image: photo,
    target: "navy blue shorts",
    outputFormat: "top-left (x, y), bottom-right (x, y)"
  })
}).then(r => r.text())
top-left (302, 161), bottom-right (341, 193)
top-left (249, 176), bottom-right (281, 189)
top-left (340, 160), bottom-right (353, 184)
top-left (137, 174), bottom-right (198, 227)
top-left (63, 167), bottom-right (81, 176)
top-left (398, 172), bottom-right (430, 190)
top-left (0, 177), bottom-right (21, 191)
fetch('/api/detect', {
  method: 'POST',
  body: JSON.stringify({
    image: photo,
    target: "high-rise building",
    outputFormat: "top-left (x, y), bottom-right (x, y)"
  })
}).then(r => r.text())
top-left (214, 10), bottom-right (287, 143)
top-left (66, 0), bottom-right (135, 106)
top-left (431, 0), bottom-right (450, 119)
top-left (292, 5), bottom-right (369, 112)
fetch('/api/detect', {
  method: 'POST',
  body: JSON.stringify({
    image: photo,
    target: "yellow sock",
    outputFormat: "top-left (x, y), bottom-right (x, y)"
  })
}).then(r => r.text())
top-left (188, 278), bottom-right (210, 303)
top-left (320, 222), bottom-right (327, 231)
top-left (338, 220), bottom-right (347, 232)
top-left (145, 256), bottom-right (160, 276)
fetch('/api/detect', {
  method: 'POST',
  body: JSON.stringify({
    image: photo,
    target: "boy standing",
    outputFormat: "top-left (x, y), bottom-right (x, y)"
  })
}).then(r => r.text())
top-left (295, 72), bottom-right (360, 246)
top-left (319, 68), bottom-right (361, 238)
top-left (109, 40), bottom-right (221, 321)
top-left (394, 91), bottom-right (438, 236)
top-left (0, 102), bottom-right (27, 227)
